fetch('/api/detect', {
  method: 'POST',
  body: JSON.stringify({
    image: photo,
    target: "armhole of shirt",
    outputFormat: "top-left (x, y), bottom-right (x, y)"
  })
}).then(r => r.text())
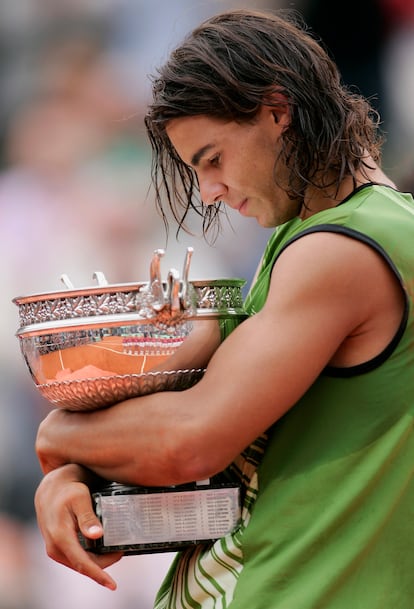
top-left (274, 224), bottom-right (410, 378)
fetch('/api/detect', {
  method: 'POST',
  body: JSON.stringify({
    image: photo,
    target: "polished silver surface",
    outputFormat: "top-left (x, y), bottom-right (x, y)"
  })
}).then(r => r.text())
top-left (13, 248), bottom-right (247, 411)
top-left (37, 368), bottom-right (205, 411)
top-left (14, 278), bottom-right (246, 330)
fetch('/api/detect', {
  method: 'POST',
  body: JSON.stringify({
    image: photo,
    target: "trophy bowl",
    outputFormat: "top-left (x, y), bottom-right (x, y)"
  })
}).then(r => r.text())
top-left (13, 249), bottom-right (247, 411)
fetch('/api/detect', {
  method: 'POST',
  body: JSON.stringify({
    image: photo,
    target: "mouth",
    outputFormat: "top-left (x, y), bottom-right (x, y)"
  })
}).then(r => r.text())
top-left (237, 199), bottom-right (248, 215)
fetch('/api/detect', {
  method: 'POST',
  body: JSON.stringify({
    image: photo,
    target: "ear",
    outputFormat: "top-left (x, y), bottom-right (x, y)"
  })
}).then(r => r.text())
top-left (266, 92), bottom-right (290, 129)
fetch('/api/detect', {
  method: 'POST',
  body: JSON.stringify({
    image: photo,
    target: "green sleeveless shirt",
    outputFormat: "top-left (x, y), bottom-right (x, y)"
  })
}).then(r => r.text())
top-left (154, 184), bottom-right (414, 608)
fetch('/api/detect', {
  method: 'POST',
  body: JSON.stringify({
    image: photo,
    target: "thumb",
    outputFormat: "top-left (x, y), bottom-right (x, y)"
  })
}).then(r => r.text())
top-left (77, 510), bottom-right (104, 540)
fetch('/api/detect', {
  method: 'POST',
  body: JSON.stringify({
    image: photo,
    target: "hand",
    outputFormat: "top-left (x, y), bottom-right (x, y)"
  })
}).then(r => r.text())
top-left (34, 464), bottom-right (123, 590)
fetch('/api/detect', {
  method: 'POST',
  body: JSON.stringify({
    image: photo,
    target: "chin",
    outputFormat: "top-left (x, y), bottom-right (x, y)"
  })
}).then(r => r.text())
top-left (257, 217), bottom-right (276, 229)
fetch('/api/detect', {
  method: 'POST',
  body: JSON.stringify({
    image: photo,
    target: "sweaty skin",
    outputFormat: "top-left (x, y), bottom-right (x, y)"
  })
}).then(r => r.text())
top-left (34, 107), bottom-right (403, 590)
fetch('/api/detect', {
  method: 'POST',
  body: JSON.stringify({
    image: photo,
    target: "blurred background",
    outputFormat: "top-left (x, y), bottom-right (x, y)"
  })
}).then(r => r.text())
top-left (0, 0), bottom-right (413, 607)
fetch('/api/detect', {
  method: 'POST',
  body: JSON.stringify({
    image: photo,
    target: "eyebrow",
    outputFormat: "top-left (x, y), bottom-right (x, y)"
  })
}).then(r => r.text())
top-left (191, 144), bottom-right (215, 167)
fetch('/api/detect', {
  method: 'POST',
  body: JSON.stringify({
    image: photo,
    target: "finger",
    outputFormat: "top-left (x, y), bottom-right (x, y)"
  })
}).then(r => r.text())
top-left (89, 550), bottom-right (124, 573)
top-left (68, 494), bottom-right (122, 589)
top-left (37, 483), bottom-right (121, 590)
top-left (42, 513), bottom-right (122, 592)
top-left (50, 537), bottom-right (121, 591)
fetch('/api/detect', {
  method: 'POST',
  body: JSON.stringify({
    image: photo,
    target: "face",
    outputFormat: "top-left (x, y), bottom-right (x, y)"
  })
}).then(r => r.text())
top-left (166, 105), bottom-right (302, 228)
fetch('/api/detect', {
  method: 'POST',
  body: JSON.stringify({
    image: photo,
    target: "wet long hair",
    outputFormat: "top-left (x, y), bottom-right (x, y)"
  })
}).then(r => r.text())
top-left (145, 8), bottom-right (383, 238)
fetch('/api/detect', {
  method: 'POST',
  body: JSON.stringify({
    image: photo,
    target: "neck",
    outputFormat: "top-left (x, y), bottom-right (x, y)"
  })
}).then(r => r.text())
top-left (300, 160), bottom-right (396, 220)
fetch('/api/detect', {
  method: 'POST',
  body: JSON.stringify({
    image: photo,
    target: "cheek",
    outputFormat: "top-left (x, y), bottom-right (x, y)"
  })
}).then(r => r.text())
top-left (250, 159), bottom-right (277, 194)
top-left (250, 140), bottom-right (278, 180)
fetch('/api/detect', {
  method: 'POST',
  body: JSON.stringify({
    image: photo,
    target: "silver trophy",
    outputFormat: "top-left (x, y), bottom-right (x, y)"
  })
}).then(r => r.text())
top-left (14, 248), bottom-right (246, 554)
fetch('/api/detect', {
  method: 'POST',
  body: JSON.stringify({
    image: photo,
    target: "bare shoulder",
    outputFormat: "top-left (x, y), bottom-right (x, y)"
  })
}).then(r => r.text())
top-left (181, 230), bottom-right (405, 470)
top-left (263, 230), bottom-right (405, 367)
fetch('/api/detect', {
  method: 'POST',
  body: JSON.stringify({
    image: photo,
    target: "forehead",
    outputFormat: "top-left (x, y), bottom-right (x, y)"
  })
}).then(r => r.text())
top-left (167, 114), bottom-right (227, 138)
top-left (166, 115), bottom-right (231, 164)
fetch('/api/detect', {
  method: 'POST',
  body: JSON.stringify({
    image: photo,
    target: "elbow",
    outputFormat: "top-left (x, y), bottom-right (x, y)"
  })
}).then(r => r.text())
top-left (166, 431), bottom-right (231, 484)
top-left (175, 457), bottom-right (219, 485)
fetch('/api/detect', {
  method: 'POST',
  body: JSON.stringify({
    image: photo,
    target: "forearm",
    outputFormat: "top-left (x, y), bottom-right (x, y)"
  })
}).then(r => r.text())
top-left (36, 388), bottom-right (211, 486)
top-left (37, 300), bottom-right (324, 488)
top-left (151, 318), bottom-right (221, 372)
top-left (37, 463), bottom-right (103, 491)
top-left (36, 319), bottom-right (223, 485)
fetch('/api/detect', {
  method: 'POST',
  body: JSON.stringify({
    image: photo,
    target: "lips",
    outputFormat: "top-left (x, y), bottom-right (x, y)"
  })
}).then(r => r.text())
top-left (237, 199), bottom-right (248, 215)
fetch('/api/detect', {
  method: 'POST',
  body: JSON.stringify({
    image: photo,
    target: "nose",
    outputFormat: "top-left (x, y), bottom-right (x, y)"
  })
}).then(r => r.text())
top-left (199, 178), bottom-right (227, 206)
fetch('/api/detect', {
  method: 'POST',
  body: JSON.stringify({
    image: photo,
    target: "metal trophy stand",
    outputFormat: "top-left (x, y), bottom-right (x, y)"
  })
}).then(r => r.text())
top-left (87, 479), bottom-right (241, 554)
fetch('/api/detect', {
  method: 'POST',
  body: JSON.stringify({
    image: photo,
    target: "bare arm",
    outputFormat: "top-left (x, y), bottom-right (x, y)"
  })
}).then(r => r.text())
top-left (34, 232), bottom-right (404, 587)
top-left (151, 318), bottom-right (222, 372)
top-left (35, 232), bottom-right (404, 485)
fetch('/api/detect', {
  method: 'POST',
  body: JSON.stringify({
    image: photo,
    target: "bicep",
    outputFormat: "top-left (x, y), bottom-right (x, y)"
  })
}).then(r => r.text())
top-left (186, 233), bottom-right (371, 463)
top-left (84, 232), bottom-right (396, 485)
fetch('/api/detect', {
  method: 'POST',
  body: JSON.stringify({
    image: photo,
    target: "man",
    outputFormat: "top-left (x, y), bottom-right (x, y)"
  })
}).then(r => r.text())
top-left (34, 9), bottom-right (414, 608)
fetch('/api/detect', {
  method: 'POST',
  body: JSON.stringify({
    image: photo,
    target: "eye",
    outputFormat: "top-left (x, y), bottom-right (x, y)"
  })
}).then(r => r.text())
top-left (209, 154), bottom-right (221, 167)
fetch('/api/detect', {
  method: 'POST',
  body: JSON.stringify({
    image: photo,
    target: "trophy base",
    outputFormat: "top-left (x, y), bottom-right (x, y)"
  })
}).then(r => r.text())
top-left (81, 481), bottom-right (241, 555)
